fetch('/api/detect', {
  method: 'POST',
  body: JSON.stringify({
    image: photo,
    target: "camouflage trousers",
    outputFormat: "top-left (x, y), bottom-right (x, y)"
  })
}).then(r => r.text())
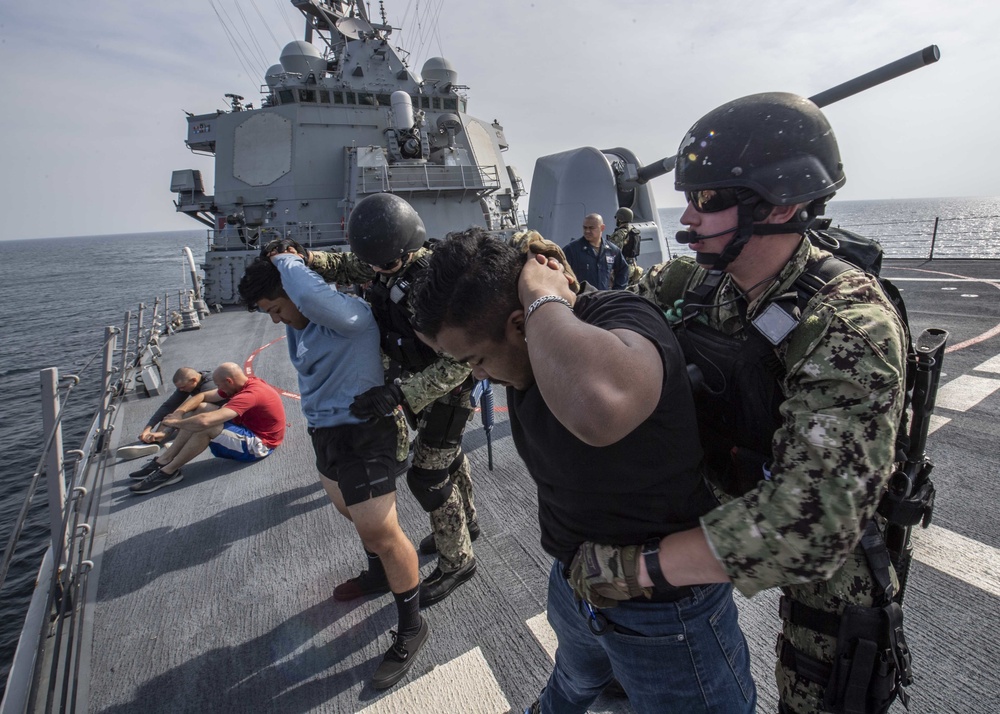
top-left (412, 440), bottom-right (477, 572)
top-left (776, 540), bottom-right (900, 714)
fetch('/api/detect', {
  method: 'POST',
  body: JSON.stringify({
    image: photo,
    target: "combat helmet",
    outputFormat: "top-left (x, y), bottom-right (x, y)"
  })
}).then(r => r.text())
top-left (614, 207), bottom-right (633, 223)
top-left (674, 92), bottom-right (845, 270)
top-left (348, 193), bottom-right (427, 267)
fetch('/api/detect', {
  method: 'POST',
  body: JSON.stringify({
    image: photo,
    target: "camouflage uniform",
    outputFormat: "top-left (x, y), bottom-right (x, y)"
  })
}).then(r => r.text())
top-left (607, 224), bottom-right (643, 286)
top-left (309, 248), bottom-right (477, 572)
top-left (637, 238), bottom-right (907, 714)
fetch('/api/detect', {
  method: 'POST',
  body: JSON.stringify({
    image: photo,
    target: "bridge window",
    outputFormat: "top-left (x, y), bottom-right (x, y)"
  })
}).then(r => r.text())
top-left (278, 89), bottom-right (295, 104)
top-left (345, 92), bottom-right (357, 105)
top-left (420, 96), bottom-right (431, 109)
top-left (299, 89), bottom-right (316, 103)
top-left (376, 93), bottom-right (391, 106)
top-left (333, 91), bottom-right (345, 104)
top-left (443, 97), bottom-right (457, 111)
top-left (319, 90), bottom-right (330, 103)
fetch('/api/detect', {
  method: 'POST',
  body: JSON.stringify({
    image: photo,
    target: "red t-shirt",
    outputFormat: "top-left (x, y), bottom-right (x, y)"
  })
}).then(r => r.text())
top-left (220, 377), bottom-right (286, 448)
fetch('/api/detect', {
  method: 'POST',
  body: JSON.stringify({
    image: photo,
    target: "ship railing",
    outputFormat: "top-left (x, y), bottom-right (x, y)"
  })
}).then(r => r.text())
top-left (0, 303), bottom-right (172, 714)
top-left (206, 223), bottom-right (348, 252)
top-left (358, 164), bottom-right (501, 197)
top-left (832, 213), bottom-right (1000, 260)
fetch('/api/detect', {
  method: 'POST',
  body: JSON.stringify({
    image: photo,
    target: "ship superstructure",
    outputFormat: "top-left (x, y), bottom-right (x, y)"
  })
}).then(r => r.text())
top-left (172, 0), bottom-right (524, 304)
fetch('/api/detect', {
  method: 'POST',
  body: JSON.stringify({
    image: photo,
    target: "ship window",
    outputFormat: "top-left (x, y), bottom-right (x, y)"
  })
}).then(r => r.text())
top-left (345, 92), bottom-right (357, 105)
top-left (460, 98), bottom-right (467, 112)
top-left (319, 90), bottom-right (330, 103)
top-left (333, 92), bottom-right (344, 104)
top-left (432, 97), bottom-right (442, 109)
top-left (359, 94), bottom-right (376, 106)
top-left (278, 89), bottom-right (295, 104)
top-left (411, 95), bottom-right (419, 107)
top-left (299, 89), bottom-right (317, 103)
top-left (443, 97), bottom-right (458, 111)
top-left (376, 93), bottom-right (391, 106)
top-left (420, 96), bottom-right (431, 109)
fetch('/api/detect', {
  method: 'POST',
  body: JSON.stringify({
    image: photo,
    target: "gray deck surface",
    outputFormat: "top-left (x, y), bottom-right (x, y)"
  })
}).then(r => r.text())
top-left (86, 259), bottom-right (1000, 713)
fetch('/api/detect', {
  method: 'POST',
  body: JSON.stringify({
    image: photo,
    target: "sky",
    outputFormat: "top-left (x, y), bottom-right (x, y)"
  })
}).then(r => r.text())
top-left (1, 0), bottom-right (998, 241)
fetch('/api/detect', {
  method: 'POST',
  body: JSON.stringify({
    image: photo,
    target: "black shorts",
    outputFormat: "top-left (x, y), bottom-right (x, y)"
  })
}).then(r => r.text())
top-left (309, 415), bottom-right (405, 507)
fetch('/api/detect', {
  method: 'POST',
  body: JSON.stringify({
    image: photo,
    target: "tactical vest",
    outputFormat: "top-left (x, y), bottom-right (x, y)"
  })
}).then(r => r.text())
top-left (674, 248), bottom-right (914, 713)
top-left (365, 255), bottom-right (438, 373)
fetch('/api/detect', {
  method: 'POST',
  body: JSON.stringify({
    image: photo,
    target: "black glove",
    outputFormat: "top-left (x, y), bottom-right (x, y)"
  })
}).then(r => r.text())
top-left (350, 383), bottom-right (404, 419)
top-left (259, 238), bottom-right (306, 262)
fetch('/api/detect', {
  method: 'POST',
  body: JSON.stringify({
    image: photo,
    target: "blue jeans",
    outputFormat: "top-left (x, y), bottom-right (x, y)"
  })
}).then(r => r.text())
top-left (539, 561), bottom-right (756, 713)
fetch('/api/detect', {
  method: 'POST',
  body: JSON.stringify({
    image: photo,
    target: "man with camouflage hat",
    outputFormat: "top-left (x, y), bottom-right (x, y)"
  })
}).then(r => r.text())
top-left (571, 93), bottom-right (911, 714)
top-left (606, 207), bottom-right (643, 287)
top-left (306, 193), bottom-right (479, 608)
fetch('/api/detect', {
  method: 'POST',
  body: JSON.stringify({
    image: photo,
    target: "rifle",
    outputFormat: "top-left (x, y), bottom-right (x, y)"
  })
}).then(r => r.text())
top-left (878, 327), bottom-right (949, 602)
top-left (471, 379), bottom-right (495, 470)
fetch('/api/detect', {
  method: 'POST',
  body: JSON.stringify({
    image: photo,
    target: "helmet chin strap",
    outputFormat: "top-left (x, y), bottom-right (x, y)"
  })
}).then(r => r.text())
top-left (679, 207), bottom-right (821, 271)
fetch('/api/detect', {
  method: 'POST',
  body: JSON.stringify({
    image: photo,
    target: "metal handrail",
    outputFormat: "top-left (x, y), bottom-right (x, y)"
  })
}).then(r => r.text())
top-left (1, 309), bottom-right (160, 714)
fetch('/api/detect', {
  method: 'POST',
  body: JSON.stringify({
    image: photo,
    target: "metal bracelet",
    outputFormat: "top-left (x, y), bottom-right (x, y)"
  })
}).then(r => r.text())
top-left (524, 295), bottom-right (571, 325)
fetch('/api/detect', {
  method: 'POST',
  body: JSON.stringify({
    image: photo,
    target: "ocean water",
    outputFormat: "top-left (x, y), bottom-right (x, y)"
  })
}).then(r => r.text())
top-left (0, 196), bottom-right (998, 694)
top-left (0, 230), bottom-right (204, 695)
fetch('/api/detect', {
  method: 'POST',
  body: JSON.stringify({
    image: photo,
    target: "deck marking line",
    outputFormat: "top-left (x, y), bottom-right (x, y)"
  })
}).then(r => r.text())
top-left (526, 612), bottom-right (558, 661)
top-left (356, 647), bottom-right (510, 714)
top-left (885, 266), bottom-right (1000, 353)
top-left (934, 374), bottom-right (1000, 412)
top-left (974, 354), bottom-right (1000, 374)
top-left (926, 414), bottom-right (950, 435)
top-left (912, 525), bottom-right (1000, 598)
top-left (243, 336), bottom-right (300, 400)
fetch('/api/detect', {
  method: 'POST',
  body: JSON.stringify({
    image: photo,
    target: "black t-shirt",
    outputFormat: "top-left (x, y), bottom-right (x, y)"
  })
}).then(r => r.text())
top-left (508, 290), bottom-right (716, 565)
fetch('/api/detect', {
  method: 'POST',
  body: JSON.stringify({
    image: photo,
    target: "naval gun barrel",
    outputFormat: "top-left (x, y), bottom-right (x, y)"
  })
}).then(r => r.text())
top-left (632, 45), bottom-right (941, 185)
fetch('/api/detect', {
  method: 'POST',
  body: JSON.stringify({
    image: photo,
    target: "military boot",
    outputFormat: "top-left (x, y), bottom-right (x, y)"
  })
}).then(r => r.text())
top-left (420, 490), bottom-right (475, 606)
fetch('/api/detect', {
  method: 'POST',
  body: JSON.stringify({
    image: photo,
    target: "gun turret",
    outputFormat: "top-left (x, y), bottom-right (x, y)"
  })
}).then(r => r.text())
top-left (628, 45), bottom-right (941, 188)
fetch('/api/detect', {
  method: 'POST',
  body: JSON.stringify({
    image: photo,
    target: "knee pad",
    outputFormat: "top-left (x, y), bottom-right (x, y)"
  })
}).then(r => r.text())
top-left (406, 465), bottom-right (453, 512)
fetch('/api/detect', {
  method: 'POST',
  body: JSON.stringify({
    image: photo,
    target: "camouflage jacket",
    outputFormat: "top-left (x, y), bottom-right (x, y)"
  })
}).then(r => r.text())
top-left (638, 239), bottom-right (907, 597)
top-left (309, 247), bottom-right (472, 413)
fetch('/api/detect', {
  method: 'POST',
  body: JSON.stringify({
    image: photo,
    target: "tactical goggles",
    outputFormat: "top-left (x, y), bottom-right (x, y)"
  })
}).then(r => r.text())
top-left (685, 188), bottom-right (743, 213)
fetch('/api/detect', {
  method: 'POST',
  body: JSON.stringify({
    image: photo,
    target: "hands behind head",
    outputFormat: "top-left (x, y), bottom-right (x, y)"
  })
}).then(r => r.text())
top-left (259, 238), bottom-right (308, 262)
top-left (518, 251), bottom-right (576, 308)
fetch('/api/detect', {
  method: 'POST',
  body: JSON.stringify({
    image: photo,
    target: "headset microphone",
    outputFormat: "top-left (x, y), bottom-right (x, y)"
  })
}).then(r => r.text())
top-left (675, 226), bottom-right (737, 244)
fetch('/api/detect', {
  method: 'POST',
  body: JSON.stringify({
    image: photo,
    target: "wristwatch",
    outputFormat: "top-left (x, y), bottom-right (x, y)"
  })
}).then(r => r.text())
top-left (642, 537), bottom-right (681, 595)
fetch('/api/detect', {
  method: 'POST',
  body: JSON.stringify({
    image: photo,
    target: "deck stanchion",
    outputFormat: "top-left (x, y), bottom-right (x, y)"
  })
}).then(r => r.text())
top-left (40, 368), bottom-right (68, 566)
top-left (929, 217), bottom-right (940, 260)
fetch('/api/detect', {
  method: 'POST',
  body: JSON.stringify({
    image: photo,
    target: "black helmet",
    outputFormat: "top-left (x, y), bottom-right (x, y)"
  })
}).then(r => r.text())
top-left (347, 193), bottom-right (427, 266)
top-left (675, 92), bottom-right (845, 206)
top-left (614, 207), bottom-right (633, 223)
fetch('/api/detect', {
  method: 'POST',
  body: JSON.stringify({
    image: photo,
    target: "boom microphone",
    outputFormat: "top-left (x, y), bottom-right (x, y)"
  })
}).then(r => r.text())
top-left (675, 226), bottom-right (737, 244)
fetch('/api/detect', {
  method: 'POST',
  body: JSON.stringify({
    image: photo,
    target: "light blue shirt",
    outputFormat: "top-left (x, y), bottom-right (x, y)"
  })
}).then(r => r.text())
top-left (272, 254), bottom-right (384, 428)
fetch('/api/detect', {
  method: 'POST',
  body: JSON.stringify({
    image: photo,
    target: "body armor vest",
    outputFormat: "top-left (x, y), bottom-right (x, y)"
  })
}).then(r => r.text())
top-left (366, 256), bottom-right (438, 373)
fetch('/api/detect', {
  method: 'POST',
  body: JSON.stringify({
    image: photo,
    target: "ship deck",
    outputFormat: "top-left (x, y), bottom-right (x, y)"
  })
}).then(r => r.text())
top-left (83, 258), bottom-right (1000, 713)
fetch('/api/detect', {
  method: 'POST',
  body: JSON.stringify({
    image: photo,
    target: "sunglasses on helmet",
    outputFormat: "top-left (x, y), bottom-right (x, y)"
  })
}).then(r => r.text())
top-left (685, 188), bottom-right (743, 213)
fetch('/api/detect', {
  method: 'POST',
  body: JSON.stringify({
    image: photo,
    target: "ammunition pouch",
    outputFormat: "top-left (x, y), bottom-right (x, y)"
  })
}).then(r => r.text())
top-left (777, 519), bottom-right (912, 713)
top-left (419, 400), bottom-right (473, 450)
top-left (777, 599), bottom-right (911, 714)
top-left (406, 465), bottom-right (452, 512)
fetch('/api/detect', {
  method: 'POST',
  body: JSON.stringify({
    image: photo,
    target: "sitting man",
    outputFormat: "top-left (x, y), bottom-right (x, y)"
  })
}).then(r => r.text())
top-left (410, 228), bottom-right (755, 713)
top-left (237, 247), bottom-right (427, 690)
top-left (117, 367), bottom-right (217, 461)
top-left (128, 362), bottom-right (285, 495)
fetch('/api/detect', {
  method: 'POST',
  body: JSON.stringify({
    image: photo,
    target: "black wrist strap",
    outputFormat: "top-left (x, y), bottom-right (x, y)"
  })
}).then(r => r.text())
top-left (642, 537), bottom-right (675, 594)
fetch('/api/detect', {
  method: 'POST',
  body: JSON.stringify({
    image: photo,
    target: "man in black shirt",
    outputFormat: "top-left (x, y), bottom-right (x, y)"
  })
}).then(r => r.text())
top-left (410, 229), bottom-right (755, 714)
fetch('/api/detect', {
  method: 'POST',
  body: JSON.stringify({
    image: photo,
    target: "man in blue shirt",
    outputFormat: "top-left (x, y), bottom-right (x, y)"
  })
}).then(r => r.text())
top-left (562, 213), bottom-right (628, 290)
top-left (238, 245), bottom-right (427, 691)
